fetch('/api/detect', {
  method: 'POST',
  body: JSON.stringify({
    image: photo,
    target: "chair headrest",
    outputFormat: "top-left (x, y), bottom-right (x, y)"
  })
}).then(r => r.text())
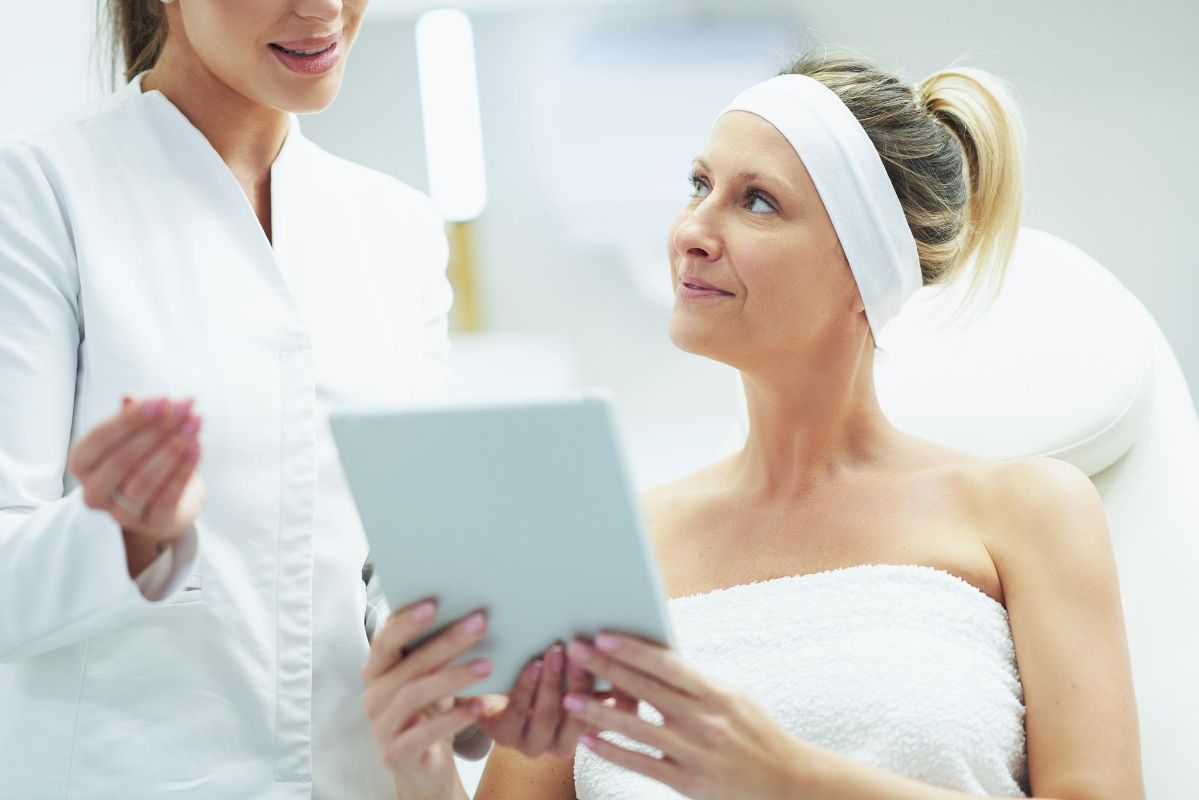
top-left (875, 228), bottom-right (1153, 477)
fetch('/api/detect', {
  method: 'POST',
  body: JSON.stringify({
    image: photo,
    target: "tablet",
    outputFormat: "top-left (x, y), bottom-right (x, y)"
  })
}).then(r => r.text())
top-left (329, 392), bottom-right (676, 695)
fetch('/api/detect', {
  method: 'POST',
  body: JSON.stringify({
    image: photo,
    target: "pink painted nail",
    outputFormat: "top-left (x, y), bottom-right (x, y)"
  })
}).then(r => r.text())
top-left (464, 612), bottom-right (487, 636)
top-left (412, 600), bottom-right (436, 621)
top-left (547, 646), bottom-right (565, 674)
top-left (470, 659), bottom-right (493, 677)
top-left (567, 640), bottom-right (594, 663)
top-left (142, 398), bottom-right (167, 418)
top-left (529, 659), bottom-right (544, 684)
top-left (172, 398), bottom-right (195, 420)
top-left (563, 695), bottom-right (587, 713)
top-left (580, 734), bottom-right (598, 749)
top-left (179, 417), bottom-right (200, 437)
top-left (594, 633), bottom-right (620, 653)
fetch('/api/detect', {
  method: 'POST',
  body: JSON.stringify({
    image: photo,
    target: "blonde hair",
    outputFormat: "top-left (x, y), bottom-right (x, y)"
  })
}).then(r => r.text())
top-left (785, 51), bottom-right (1026, 316)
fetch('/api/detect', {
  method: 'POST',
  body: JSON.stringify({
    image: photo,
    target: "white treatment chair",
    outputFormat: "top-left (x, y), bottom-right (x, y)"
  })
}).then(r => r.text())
top-left (727, 227), bottom-right (1199, 796)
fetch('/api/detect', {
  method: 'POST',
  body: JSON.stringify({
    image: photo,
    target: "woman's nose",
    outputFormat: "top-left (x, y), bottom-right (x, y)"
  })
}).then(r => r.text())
top-left (672, 209), bottom-right (722, 261)
top-left (294, 0), bottom-right (343, 23)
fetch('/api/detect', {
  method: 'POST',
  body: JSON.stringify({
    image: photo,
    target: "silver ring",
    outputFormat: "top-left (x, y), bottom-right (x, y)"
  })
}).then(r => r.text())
top-left (112, 489), bottom-right (145, 517)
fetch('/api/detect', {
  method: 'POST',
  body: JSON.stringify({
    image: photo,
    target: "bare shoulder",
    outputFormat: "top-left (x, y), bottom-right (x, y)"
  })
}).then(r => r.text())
top-left (961, 461), bottom-right (1143, 797)
top-left (966, 455), bottom-right (1110, 571)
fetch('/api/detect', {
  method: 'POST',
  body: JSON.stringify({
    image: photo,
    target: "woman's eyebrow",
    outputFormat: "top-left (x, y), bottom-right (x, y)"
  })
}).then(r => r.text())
top-left (692, 157), bottom-right (794, 194)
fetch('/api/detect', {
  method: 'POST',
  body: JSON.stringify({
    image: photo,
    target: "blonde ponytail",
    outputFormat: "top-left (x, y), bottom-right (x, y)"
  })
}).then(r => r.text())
top-left (785, 52), bottom-right (1026, 324)
top-left (917, 67), bottom-right (1026, 308)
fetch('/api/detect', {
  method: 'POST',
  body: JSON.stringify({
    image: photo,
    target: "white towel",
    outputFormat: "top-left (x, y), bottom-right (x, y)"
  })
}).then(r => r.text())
top-left (574, 564), bottom-right (1029, 797)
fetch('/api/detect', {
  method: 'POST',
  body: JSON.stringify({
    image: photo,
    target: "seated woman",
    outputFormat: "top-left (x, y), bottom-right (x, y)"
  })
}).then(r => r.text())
top-left (360, 51), bottom-right (1144, 800)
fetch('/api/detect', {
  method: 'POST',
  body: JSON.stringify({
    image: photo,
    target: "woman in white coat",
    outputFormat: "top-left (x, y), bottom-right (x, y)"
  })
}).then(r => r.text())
top-left (0, 1), bottom-right (564, 797)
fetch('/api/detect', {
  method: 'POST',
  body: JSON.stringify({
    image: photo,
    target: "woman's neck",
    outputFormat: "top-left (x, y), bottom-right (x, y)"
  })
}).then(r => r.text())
top-left (142, 44), bottom-right (290, 186)
top-left (731, 336), bottom-right (902, 499)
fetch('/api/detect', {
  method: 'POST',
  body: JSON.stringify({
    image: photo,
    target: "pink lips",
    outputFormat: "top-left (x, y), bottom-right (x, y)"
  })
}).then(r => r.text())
top-left (269, 31), bottom-right (343, 75)
top-left (678, 274), bottom-right (734, 300)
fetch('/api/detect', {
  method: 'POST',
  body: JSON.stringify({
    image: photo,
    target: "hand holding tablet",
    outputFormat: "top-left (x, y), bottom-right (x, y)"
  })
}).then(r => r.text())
top-left (330, 393), bottom-right (676, 697)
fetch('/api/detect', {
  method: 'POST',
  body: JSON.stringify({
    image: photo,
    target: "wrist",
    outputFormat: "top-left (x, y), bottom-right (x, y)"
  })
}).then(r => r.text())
top-left (776, 738), bottom-right (837, 800)
top-left (121, 527), bottom-right (166, 579)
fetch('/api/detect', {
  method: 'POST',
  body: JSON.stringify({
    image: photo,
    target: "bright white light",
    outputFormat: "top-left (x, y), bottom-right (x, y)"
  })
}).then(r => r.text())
top-left (415, 9), bottom-right (488, 222)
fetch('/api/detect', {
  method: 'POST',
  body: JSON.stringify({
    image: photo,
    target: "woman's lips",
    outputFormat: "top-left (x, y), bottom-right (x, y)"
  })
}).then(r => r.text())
top-left (678, 275), bottom-right (735, 300)
top-left (269, 33), bottom-right (342, 75)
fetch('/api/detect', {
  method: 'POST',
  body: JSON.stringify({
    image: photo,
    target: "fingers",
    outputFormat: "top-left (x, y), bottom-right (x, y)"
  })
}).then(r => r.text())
top-left (563, 692), bottom-right (686, 758)
top-left (121, 414), bottom-right (202, 513)
top-left (523, 643), bottom-right (566, 755)
top-left (567, 639), bottom-right (691, 719)
top-left (386, 609), bottom-right (488, 686)
top-left (362, 599), bottom-right (439, 682)
top-left (139, 438), bottom-right (203, 533)
top-left (81, 398), bottom-right (195, 512)
top-left (67, 396), bottom-right (169, 478)
top-left (373, 658), bottom-right (493, 741)
top-left (552, 660), bottom-right (596, 756)
top-left (363, 606), bottom-right (488, 723)
top-left (480, 655), bottom-right (542, 748)
top-left (382, 701), bottom-right (483, 772)
top-left (594, 633), bottom-right (710, 698)
top-left (578, 732), bottom-right (679, 790)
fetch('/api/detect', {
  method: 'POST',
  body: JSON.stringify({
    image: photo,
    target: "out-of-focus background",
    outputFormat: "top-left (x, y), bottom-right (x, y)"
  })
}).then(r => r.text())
top-left (4, 1), bottom-right (1197, 796)
top-left (6, 0), bottom-right (1197, 490)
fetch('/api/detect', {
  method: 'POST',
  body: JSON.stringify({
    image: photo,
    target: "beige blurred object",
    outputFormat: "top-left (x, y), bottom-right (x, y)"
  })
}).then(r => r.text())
top-left (447, 221), bottom-right (484, 331)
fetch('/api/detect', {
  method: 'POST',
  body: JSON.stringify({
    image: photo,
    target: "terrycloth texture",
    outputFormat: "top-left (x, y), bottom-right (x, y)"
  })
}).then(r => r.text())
top-left (574, 564), bottom-right (1029, 798)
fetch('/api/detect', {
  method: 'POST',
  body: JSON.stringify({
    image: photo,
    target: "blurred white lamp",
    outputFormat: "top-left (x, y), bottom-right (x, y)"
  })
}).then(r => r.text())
top-left (416, 8), bottom-right (488, 329)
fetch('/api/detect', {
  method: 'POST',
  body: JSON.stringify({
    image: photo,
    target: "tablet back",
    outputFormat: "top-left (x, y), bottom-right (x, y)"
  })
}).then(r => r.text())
top-left (329, 394), bottom-right (675, 695)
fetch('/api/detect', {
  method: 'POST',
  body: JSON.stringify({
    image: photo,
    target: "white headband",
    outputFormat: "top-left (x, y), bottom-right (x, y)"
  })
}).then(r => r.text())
top-left (720, 74), bottom-right (922, 343)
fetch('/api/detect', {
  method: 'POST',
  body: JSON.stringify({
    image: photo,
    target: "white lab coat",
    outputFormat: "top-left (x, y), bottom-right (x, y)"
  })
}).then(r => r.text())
top-left (0, 75), bottom-right (451, 798)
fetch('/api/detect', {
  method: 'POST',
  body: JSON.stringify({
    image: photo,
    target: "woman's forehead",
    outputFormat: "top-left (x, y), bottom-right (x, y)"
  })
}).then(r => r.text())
top-left (699, 111), bottom-right (814, 193)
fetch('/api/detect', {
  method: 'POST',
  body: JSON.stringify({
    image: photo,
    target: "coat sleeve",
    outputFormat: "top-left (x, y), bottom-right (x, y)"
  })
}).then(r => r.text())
top-left (0, 141), bottom-right (197, 664)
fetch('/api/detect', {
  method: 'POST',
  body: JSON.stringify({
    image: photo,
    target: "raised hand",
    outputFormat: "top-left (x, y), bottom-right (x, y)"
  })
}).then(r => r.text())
top-left (66, 395), bottom-right (205, 572)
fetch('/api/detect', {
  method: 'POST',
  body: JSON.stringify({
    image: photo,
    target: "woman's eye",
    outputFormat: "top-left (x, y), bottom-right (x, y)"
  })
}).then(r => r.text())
top-left (748, 192), bottom-right (777, 214)
top-left (688, 175), bottom-right (710, 199)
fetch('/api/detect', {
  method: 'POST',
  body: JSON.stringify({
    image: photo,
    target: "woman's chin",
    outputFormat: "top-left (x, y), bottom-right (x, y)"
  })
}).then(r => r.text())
top-left (668, 317), bottom-right (727, 362)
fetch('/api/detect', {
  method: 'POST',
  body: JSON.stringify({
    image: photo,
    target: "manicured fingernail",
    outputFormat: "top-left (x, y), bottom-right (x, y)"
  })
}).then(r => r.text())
top-left (547, 646), bottom-right (565, 674)
top-left (580, 734), bottom-right (598, 749)
top-left (470, 659), bottom-right (493, 677)
top-left (179, 417), bottom-right (200, 437)
top-left (464, 612), bottom-right (487, 636)
top-left (567, 640), bottom-right (593, 663)
top-left (529, 659), bottom-right (544, 684)
top-left (412, 600), bottom-right (436, 622)
top-left (563, 694), bottom-right (587, 713)
top-left (143, 398), bottom-right (166, 417)
top-left (469, 699), bottom-right (485, 715)
top-left (172, 398), bottom-right (195, 420)
top-left (595, 633), bottom-right (620, 653)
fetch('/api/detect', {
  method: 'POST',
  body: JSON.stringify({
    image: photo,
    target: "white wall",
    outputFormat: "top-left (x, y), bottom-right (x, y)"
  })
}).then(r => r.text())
top-left (306, 0), bottom-right (1199, 489)
top-left (0, 1), bottom-right (105, 139)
